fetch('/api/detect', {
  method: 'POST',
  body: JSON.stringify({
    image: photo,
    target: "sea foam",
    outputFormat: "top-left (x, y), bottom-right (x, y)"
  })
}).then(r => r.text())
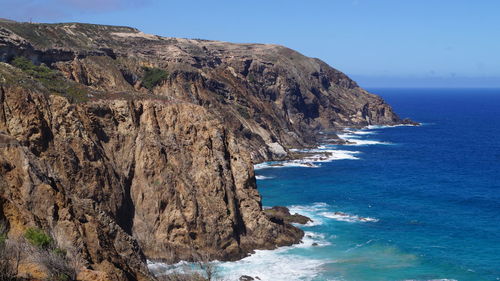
top-left (288, 202), bottom-right (331, 227)
top-left (148, 230), bottom-right (330, 281)
top-left (337, 130), bottom-right (391, 146)
top-left (254, 149), bottom-right (360, 170)
top-left (320, 211), bottom-right (379, 223)
top-left (289, 202), bottom-right (379, 224)
top-left (148, 203), bottom-right (380, 280)
top-left (365, 123), bottom-right (419, 129)
top-left (255, 175), bottom-right (274, 180)
top-left (216, 249), bottom-right (324, 281)
top-left (216, 229), bottom-right (330, 281)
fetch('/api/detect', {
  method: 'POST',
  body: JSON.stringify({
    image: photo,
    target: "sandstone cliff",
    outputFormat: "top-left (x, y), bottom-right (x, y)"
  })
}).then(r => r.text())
top-left (0, 21), bottom-right (410, 280)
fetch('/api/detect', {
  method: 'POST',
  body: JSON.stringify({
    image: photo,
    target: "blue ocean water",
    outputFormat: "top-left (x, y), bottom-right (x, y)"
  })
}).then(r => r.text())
top-left (230, 88), bottom-right (500, 281)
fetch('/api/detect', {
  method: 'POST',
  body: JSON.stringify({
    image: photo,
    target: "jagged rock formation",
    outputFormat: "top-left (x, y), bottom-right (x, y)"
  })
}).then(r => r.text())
top-left (0, 21), bottom-right (411, 280)
top-left (264, 206), bottom-right (312, 225)
top-left (0, 21), bottom-right (412, 161)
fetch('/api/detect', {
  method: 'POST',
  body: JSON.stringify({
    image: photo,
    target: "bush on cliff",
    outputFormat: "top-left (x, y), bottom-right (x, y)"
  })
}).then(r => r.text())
top-left (21, 227), bottom-right (78, 280)
top-left (24, 227), bottom-right (53, 249)
top-left (142, 67), bottom-right (169, 90)
top-left (9, 56), bottom-right (88, 103)
top-left (11, 56), bottom-right (57, 81)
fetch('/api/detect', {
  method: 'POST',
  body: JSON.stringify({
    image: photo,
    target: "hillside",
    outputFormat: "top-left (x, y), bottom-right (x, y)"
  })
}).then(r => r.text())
top-left (0, 21), bottom-right (412, 280)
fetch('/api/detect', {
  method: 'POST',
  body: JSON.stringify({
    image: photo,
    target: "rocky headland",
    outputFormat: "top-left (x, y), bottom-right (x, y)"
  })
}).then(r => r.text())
top-left (0, 20), bottom-right (412, 280)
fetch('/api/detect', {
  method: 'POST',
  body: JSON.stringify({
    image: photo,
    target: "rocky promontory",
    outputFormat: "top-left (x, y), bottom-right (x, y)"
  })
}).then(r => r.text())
top-left (0, 20), bottom-right (411, 280)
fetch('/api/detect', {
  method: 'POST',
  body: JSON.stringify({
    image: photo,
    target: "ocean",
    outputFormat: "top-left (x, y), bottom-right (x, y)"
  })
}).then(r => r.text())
top-left (221, 88), bottom-right (500, 281)
top-left (151, 88), bottom-right (500, 281)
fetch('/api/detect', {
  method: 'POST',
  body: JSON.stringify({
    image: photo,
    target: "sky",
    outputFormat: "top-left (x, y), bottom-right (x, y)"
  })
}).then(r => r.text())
top-left (1, 0), bottom-right (499, 88)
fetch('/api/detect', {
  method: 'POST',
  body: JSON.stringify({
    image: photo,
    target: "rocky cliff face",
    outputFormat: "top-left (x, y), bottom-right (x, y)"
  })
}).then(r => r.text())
top-left (0, 21), bottom-right (410, 280)
top-left (0, 21), bottom-right (411, 161)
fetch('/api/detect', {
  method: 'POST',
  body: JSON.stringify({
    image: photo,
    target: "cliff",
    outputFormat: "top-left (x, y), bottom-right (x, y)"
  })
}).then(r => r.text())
top-left (0, 21), bottom-right (411, 161)
top-left (0, 21), bottom-right (411, 280)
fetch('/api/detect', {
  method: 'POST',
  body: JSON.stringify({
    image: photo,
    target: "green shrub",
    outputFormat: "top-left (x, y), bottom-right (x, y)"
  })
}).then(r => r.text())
top-left (11, 56), bottom-right (58, 80)
top-left (24, 227), bottom-right (53, 249)
top-left (53, 273), bottom-right (70, 281)
top-left (65, 86), bottom-right (89, 103)
top-left (9, 56), bottom-right (88, 103)
top-left (10, 56), bottom-right (33, 70)
top-left (142, 67), bottom-right (168, 90)
top-left (52, 247), bottom-right (67, 257)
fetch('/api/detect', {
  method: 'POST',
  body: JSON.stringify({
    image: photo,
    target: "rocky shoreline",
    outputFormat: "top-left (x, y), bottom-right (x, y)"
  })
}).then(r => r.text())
top-left (0, 20), bottom-right (413, 280)
top-left (256, 121), bottom-right (421, 166)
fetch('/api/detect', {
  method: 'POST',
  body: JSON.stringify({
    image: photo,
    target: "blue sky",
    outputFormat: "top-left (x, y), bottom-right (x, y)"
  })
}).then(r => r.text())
top-left (1, 0), bottom-right (499, 88)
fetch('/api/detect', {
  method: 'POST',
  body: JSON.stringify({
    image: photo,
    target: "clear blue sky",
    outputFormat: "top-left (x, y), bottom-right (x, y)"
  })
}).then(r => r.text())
top-left (2, 0), bottom-right (499, 88)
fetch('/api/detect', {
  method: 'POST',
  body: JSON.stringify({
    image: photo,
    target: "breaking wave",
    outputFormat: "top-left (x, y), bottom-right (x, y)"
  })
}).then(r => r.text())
top-left (320, 211), bottom-right (379, 223)
top-left (148, 230), bottom-right (331, 281)
top-left (337, 129), bottom-right (391, 146)
top-left (365, 124), bottom-right (419, 129)
top-left (289, 202), bottom-right (379, 224)
top-left (254, 149), bottom-right (360, 170)
top-left (255, 175), bottom-right (274, 180)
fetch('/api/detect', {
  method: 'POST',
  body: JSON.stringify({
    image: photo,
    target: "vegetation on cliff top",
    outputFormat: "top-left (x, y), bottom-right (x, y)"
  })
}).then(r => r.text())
top-left (0, 21), bottom-right (137, 49)
top-left (142, 67), bottom-right (169, 90)
top-left (7, 57), bottom-right (89, 103)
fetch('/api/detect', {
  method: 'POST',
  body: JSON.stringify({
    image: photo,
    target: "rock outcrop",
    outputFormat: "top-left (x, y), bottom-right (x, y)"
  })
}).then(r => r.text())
top-left (264, 206), bottom-right (312, 225)
top-left (0, 64), bottom-right (301, 280)
top-left (0, 21), bottom-right (413, 162)
top-left (0, 21), bottom-right (412, 280)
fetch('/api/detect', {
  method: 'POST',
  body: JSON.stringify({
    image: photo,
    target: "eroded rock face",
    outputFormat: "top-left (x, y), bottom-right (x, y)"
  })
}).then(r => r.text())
top-left (0, 21), bottom-right (412, 162)
top-left (0, 21), bottom-right (412, 280)
top-left (0, 80), bottom-right (302, 279)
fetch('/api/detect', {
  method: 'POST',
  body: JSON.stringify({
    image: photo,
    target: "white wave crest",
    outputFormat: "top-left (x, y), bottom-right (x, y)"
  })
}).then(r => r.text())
top-left (337, 131), bottom-right (390, 146)
top-left (365, 123), bottom-right (418, 129)
top-left (216, 251), bottom-right (323, 281)
top-left (300, 231), bottom-right (332, 247)
top-left (148, 230), bottom-right (330, 281)
top-left (343, 128), bottom-right (377, 135)
top-left (254, 161), bottom-right (319, 170)
top-left (255, 175), bottom-right (274, 180)
top-left (320, 211), bottom-right (379, 223)
top-left (288, 202), bottom-right (379, 225)
top-left (306, 149), bottom-right (361, 161)
top-left (288, 202), bottom-right (331, 227)
top-left (216, 230), bottom-right (330, 281)
top-left (254, 149), bottom-right (360, 170)
top-left (148, 260), bottom-right (197, 277)
top-left (289, 202), bottom-right (330, 213)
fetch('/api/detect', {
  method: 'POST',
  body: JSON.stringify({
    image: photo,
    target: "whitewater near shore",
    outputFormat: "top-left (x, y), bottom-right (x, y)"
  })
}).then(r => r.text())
top-left (149, 124), bottom-right (405, 280)
top-left (150, 87), bottom-right (500, 281)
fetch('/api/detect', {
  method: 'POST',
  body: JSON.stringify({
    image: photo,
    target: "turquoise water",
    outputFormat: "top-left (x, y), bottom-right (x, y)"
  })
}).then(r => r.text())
top-left (229, 88), bottom-right (499, 281)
